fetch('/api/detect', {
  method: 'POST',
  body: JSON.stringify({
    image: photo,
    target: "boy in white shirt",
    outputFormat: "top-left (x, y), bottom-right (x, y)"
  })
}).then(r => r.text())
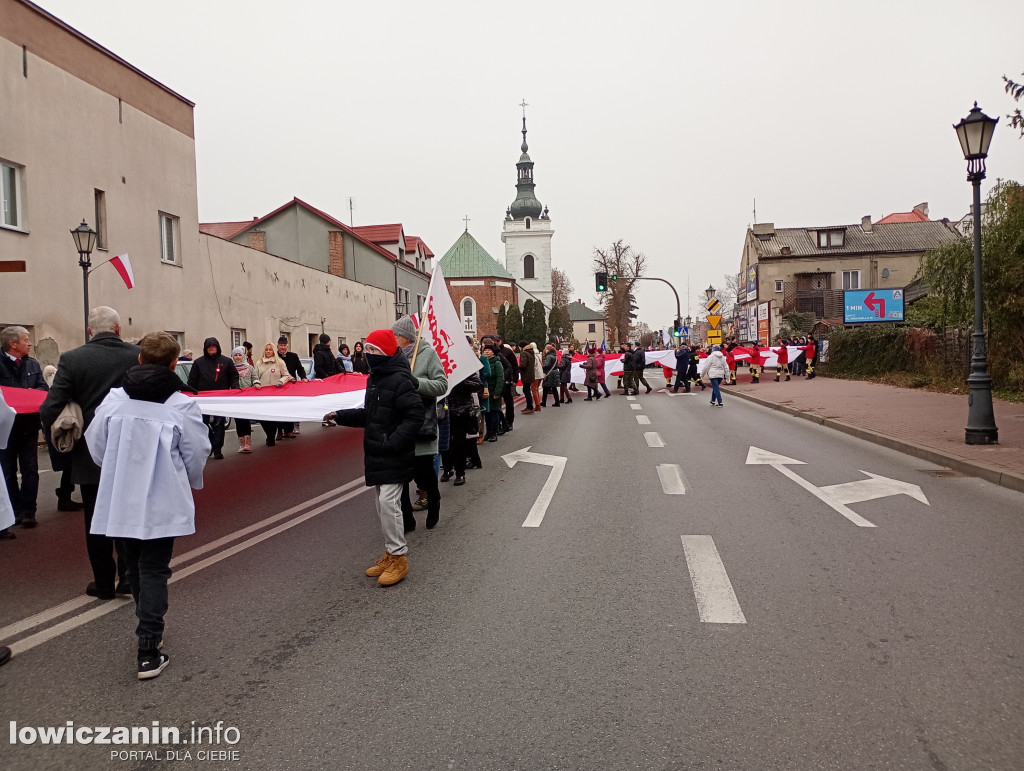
top-left (86, 332), bottom-right (210, 679)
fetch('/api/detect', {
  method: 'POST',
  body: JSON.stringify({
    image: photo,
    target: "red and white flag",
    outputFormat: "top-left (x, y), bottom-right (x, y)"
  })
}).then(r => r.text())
top-left (110, 253), bottom-right (134, 289)
top-left (420, 265), bottom-right (480, 397)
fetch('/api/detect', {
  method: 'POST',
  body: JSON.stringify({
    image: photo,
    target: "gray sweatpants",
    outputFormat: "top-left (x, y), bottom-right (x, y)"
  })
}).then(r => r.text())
top-left (375, 483), bottom-right (407, 556)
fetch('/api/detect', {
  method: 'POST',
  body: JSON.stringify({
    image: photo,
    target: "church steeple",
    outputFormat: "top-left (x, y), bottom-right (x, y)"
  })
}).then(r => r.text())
top-left (508, 107), bottom-right (543, 221)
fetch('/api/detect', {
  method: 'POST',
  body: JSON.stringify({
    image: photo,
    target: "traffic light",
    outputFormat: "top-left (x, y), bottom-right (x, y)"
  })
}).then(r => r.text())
top-left (611, 273), bottom-right (618, 281)
top-left (595, 271), bottom-right (608, 292)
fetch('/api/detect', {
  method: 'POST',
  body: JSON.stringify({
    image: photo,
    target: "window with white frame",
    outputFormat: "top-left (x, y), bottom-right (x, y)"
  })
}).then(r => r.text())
top-left (774, 279), bottom-right (784, 293)
top-left (165, 331), bottom-right (185, 351)
top-left (523, 254), bottom-right (536, 279)
top-left (461, 297), bottom-right (476, 333)
top-left (816, 229), bottom-right (845, 248)
top-left (231, 329), bottom-right (246, 350)
top-left (1, 160), bottom-right (25, 230)
top-left (159, 212), bottom-right (180, 264)
top-left (843, 270), bottom-right (860, 290)
top-left (417, 294), bottom-right (425, 314)
top-left (396, 287), bottom-right (410, 315)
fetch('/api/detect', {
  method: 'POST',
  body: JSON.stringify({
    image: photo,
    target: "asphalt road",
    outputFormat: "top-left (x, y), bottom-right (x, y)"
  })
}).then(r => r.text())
top-left (3, 376), bottom-right (1023, 770)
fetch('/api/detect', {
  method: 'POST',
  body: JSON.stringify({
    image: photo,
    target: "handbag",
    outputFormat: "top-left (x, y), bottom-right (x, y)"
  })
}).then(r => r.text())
top-left (418, 397), bottom-right (438, 440)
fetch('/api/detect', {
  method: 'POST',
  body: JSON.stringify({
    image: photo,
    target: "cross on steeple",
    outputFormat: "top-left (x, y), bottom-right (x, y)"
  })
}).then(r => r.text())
top-left (519, 98), bottom-right (529, 118)
top-left (463, 215), bottom-right (471, 232)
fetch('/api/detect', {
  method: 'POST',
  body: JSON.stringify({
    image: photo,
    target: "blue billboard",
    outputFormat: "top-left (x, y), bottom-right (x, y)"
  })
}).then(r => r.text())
top-left (843, 289), bottom-right (905, 323)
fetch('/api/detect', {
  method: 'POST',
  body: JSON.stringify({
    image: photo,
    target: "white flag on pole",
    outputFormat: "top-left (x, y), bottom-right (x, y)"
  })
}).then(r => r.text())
top-left (419, 265), bottom-right (480, 397)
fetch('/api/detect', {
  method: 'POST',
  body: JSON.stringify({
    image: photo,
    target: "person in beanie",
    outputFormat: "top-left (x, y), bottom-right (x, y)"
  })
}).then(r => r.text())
top-left (276, 336), bottom-right (306, 438)
top-left (312, 333), bottom-right (340, 380)
top-left (86, 332), bottom-right (210, 679)
top-left (186, 337), bottom-right (238, 458)
top-left (327, 330), bottom-right (423, 586)
top-left (391, 315), bottom-right (447, 531)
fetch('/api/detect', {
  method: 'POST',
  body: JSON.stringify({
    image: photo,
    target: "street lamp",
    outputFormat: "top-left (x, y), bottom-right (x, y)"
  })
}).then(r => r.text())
top-left (705, 284), bottom-right (716, 301)
top-left (953, 103), bottom-right (999, 445)
top-left (70, 220), bottom-right (97, 344)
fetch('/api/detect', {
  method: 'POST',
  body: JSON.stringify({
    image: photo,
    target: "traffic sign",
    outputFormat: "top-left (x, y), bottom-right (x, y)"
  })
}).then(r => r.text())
top-left (706, 314), bottom-right (722, 330)
top-left (843, 289), bottom-right (904, 323)
top-left (706, 298), bottom-right (721, 313)
top-left (707, 330), bottom-right (723, 344)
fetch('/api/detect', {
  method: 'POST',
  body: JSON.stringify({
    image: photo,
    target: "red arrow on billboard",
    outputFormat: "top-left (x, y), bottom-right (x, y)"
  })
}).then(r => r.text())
top-left (864, 291), bottom-right (885, 318)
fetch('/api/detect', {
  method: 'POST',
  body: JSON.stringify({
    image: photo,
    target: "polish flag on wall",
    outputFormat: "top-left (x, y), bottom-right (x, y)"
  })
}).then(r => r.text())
top-left (110, 253), bottom-right (134, 289)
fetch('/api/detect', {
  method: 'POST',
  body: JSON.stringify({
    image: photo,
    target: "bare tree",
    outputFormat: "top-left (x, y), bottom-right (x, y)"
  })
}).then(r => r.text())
top-left (592, 240), bottom-right (647, 347)
top-left (1005, 72), bottom-right (1024, 137)
top-left (551, 268), bottom-right (573, 309)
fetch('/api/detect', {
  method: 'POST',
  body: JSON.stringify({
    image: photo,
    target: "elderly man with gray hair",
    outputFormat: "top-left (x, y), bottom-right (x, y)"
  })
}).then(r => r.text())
top-left (0, 325), bottom-right (48, 535)
top-left (40, 306), bottom-right (140, 599)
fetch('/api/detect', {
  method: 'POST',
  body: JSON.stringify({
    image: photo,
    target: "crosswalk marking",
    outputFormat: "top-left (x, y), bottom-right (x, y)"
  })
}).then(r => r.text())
top-left (636, 415), bottom-right (651, 425)
top-left (681, 536), bottom-right (747, 624)
top-left (644, 432), bottom-right (665, 448)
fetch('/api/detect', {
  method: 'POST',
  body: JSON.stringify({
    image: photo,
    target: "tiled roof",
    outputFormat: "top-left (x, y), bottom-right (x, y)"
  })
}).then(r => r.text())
top-left (877, 210), bottom-right (930, 224)
top-left (405, 236), bottom-right (434, 258)
top-left (749, 220), bottom-right (961, 259)
top-left (438, 231), bottom-right (513, 280)
top-left (568, 300), bottom-right (604, 321)
top-left (352, 224), bottom-right (404, 244)
top-left (227, 198), bottom-right (430, 278)
top-left (199, 221), bottom-right (252, 240)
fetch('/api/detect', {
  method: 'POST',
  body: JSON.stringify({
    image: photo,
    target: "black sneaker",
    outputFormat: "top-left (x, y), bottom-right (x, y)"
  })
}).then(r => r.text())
top-left (137, 652), bottom-right (170, 680)
top-left (212, 451), bottom-right (224, 460)
top-left (453, 475), bottom-right (466, 486)
top-left (19, 514), bottom-right (36, 529)
top-left (115, 579), bottom-right (132, 598)
top-left (85, 582), bottom-right (115, 601)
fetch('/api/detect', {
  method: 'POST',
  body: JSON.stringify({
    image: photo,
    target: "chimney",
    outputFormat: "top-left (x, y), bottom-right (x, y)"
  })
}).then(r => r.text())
top-left (780, 246), bottom-right (792, 256)
top-left (913, 202), bottom-right (929, 217)
top-left (861, 215), bottom-right (873, 232)
top-left (328, 231), bottom-right (345, 278)
top-left (752, 222), bottom-right (775, 236)
top-left (248, 231), bottom-right (266, 252)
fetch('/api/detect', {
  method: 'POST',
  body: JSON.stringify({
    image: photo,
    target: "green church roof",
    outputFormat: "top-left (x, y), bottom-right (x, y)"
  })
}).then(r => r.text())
top-left (438, 231), bottom-right (514, 280)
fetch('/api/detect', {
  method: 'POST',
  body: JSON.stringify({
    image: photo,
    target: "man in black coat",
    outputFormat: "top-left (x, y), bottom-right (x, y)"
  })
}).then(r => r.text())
top-left (39, 306), bottom-right (140, 598)
top-left (0, 326), bottom-right (48, 533)
top-left (673, 344), bottom-right (693, 392)
top-left (327, 329), bottom-right (423, 587)
top-left (187, 337), bottom-right (238, 459)
top-left (494, 336), bottom-right (519, 433)
top-left (312, 333), bottom-right (339, 379)
top-left (277, 336), bottom-right (307, 438)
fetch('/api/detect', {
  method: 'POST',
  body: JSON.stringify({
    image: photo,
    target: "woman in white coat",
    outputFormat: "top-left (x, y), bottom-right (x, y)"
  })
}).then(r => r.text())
top-left (702, 344), bottom-right (729, 407)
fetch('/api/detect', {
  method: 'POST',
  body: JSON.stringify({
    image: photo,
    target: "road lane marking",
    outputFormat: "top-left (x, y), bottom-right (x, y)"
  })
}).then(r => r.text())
top-left (644, 432), bottom-right (665, 448)
top-left (636, 415), bottom-right (651, 425)
top-left (681, 536), bottom-right (747, 624)
top-left (2, 480), bottom-right (369, 653)
top-left (626, 396), bottom-right (636, 401)
top-left (657, 464), bottom-right (687, 494)
top-left (501, 447), bottom-right (568, 528)
top-left (630, 404), bottom-right (642, 410)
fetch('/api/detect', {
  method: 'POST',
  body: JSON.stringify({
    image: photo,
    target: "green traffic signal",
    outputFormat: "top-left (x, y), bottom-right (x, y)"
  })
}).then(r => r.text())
top-left (611, 274), bottom-right (618, 281)
top-left (595, 271), bottom-right (608, 292)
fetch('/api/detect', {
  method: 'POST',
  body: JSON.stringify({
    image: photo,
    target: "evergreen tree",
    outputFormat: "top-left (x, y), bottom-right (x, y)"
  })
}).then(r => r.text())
top-left (547, 304), bottom-right (572, 343)
top-left (522, 300), bottom-right (548, 347)
top-left (505, 304), bottom-right (524, 344)
top-left (496, 304), bottom-right (508, 341)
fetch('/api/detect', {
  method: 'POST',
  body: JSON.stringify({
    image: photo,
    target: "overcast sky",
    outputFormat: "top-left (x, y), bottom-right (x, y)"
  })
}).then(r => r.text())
top-left (40, 0), bottom-right (1024, 329)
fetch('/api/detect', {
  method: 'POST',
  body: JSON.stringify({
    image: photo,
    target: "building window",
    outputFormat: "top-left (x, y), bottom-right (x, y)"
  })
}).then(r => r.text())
top-left (417, 294), bottom-right (425, 314)
top-left (523, 254), bottom-right (535, 279)
top-left (774, 279), bottom-right (784, 293)
top-left (1, 160), bottom-right (25, 230)
top-left (588, 323), bottom-right (596, 333)
top-left (231, 328), bottom-right (246, 350)
top-left (525, 218), bottom-right (531, 230)
top-left (816, 229), bottom-right (845, 248)
top-left (396, 287), bottom-right (410, 317)
top-left (461, 297), bottom-right (476, 333)
top-left (843, 270), bottom-right (860, 290)
top-left (159, 212), bottom-right (180, 264)
top-left (166, 331), bottom-right (185, 350)
top-left (94, 189), bottom-right (107, 250)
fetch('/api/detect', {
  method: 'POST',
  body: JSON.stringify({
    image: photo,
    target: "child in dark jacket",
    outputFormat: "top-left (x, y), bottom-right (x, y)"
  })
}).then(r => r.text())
top-left (326, 329), bottom-right (424, 587)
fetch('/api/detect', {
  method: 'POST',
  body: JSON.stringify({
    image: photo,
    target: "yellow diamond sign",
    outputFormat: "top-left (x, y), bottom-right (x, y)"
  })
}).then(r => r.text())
top-left (707, 314), bottom-right (722, 330)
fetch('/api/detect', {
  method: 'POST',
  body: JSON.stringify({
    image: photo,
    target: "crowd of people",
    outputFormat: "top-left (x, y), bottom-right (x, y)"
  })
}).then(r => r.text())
top-left (0, 306), bottom-right (822, 676)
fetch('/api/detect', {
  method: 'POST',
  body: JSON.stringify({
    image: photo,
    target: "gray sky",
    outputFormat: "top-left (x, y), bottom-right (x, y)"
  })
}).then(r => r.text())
top-left (40, 0), bottom-right (1024, 329)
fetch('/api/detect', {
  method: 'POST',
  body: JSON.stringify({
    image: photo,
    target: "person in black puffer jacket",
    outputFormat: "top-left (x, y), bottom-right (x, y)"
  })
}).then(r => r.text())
top-left (186, 337), bottom-right (238, 459)
top-left (312, 334), bottom-right (340, 379)
top-left (327, 329), bottom-right (423, 588)
top-left (439, 371), bottom-right (482, 485)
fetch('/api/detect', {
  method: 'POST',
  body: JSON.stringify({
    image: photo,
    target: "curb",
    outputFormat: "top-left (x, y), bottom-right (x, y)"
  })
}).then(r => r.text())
top-left (728, 389), bottom-right (1024, 495)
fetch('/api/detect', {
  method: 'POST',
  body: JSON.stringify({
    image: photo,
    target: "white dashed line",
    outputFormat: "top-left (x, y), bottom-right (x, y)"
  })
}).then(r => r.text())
top-left (636, 415), bottom-right (651, 425)
top-left (644, 432), bottom-right (665, 448)
top-left (657, 464), bottom-right (687, 494)
top-left (681, 535), bottom-right (747, 624)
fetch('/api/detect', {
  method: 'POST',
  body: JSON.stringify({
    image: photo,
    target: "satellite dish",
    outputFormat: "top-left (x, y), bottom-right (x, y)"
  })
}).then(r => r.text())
top-left (881, 268), bottom-right (890, 279)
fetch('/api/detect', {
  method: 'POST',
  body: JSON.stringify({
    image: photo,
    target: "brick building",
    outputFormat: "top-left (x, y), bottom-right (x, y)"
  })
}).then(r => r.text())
top-left (437, 229), bottom-right (518, 339)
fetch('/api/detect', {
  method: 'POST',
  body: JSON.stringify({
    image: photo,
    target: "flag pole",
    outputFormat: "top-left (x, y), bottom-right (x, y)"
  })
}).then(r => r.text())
top-left (410, 266), bottom-right (436, 370)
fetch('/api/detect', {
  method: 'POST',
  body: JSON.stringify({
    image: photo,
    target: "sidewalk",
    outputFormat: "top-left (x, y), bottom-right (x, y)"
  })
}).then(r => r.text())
top-left (723, 372), bottom-right (1024, 494)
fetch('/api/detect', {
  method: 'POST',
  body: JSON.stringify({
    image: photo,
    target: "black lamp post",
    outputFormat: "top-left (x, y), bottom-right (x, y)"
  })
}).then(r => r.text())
top-left (705, 284), bottom-right (716, 302)
top-left (70, 220), bottom-right (97, 344)
top-left (953, 103), bottom-right (999, 445)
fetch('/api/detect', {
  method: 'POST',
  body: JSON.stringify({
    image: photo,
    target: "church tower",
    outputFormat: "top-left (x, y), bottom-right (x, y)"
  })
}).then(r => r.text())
top-left (501, 111), bottom-right (553, 312)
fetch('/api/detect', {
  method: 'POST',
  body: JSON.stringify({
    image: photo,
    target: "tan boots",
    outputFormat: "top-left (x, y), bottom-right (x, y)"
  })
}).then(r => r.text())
top-left (237, 436), bottom-right (252, 453)
top-left (365, 552), bottom-right (409, 586)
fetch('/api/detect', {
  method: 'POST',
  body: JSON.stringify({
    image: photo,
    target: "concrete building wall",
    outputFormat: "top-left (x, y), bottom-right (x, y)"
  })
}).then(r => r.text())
top-left (196, 235), bottom-right (393, 355)
top-left (572, 318), bottom-right (606, 348)
top-left (0, 1), bottom-right (199, 360)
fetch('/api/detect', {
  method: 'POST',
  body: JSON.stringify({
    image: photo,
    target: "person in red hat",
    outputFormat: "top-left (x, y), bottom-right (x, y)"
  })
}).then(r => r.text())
top-left (325, 329), bottom-right (424, 587)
